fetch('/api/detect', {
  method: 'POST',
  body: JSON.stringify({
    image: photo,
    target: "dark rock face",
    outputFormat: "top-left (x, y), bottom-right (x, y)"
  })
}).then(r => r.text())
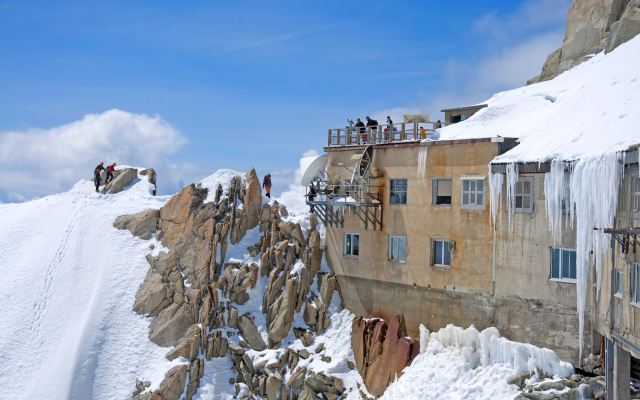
top-left (528, 0), bottom-right (640, 84)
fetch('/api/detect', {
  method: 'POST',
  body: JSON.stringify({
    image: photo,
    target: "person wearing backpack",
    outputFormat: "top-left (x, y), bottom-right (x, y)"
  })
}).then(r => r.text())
top-left (105, 162), bottom-right (116, 184)
top-left (263, 174), bottom-right (272, 198)
top-left (365, 116), bottom-right (378, 131)
top-left (94, 162), bottom-right (105, 192)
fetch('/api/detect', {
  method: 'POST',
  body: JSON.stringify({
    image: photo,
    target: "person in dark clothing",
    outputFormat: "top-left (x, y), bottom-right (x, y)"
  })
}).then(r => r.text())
top-left (353, 118), bottom-right (365, 132)
top-left (436, 120), bottom-right (442, 129)
top-left (263, 174), bottom-right (272, 198)
top-left (308, 184), bottom-right (318, 212)
top-left (365, 116), bottom-right (378, 131)
top-left (106, 162), bottom-right (116, 184)
top-left (94, 162), bottom-right (105, 192)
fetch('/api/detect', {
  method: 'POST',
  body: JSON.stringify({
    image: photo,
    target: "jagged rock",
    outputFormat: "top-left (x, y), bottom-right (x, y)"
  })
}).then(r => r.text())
top-left (529, 0), bottom-right (640, 84)
top-left (156, 364), bottom-right (188, 400)
top-left (186, 358), bottom-right (204, 400)
top-left (102, 167), bottom-right (137, 194)
top-left (165, 324), bottom-right (201, 362)
top-left (317, 273), bottom-right (336, 308)
top-left (509, 372), bottom-right (535, 389)
top-left (113, 209), bottom-right (159, 239)
top-left (229, 343), bottom-right (245, 355)
top-left (238, 315), bottom-right (267, 351)
top-left (308, 231), bottom-right (320, 249)
top-left (133, 270), bottom-right (174, 317)
top-left (267, 276), bottom-right (298, 348)
top-left (228, 305), bottom-right (239, 329)
top-left (280, 205), bottom-right (288, 216)
top-left (299, 349), bottom-right (310, 359)
top-left (582, 354), bottom-right (602, 373)
top-left (149, 303), bottom-right (196, 347)
top-left (278, 221), bottom-right (305, 245)
top-left (155, 252), bottom-right (178, 276)
top-left (347, 361), bottom-right (355, 370)
top-left (266, 375), bottom-right (279, 400)
top-left (303, 298), bottom-right (318, 327)
top-left (305, 371), bottom-right (333, 393)
top-left (315, 343), bottom-right (324, 353)
top-left (245, 169), bottom-right (262, 230)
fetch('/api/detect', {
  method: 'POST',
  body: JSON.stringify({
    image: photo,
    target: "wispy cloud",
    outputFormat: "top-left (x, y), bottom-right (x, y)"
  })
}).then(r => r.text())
top-left (211, 21), bottom-right (350, 56)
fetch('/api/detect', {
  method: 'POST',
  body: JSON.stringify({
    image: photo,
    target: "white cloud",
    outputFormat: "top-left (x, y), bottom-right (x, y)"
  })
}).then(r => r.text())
top-left (276, 149), bottom-right (318, 216)
top-left (0, 109), bottom-right (201, 201)
top-left (372, 0), bottom-right (568, 122)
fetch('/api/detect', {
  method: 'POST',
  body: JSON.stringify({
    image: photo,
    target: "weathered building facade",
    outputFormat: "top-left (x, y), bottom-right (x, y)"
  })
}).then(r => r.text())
top-left (316, 136), bottom-right (595, 365)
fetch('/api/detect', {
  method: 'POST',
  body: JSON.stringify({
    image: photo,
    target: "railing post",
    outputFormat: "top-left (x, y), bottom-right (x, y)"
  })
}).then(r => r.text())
top-left (347, 128), bottom-right (352, 144)
top-left (401, 123), bottom-right (405, 141)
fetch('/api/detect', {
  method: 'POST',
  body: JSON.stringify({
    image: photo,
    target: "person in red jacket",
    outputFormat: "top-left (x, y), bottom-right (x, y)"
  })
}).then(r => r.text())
top-left (106, 163), bottom-right (116, 184)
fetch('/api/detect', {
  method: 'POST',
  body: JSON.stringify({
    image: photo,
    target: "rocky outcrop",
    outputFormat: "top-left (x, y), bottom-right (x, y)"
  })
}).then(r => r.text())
top-left (351, 314), bottom-right (420, 397)
top-left (134, 364), bottom-right (188, 400)
top-left (113, 209), bottom-right (159, 240)
top-left (528, 0), bottom-right (640, 84)
top-left (513, 373), bottom-right (605, 400)
top-left (104, 167), bottom-right (138, 194)
top-left (119, 165), bottom-right (343, 400)
top-left (140, 168), bottom-right (157, 196)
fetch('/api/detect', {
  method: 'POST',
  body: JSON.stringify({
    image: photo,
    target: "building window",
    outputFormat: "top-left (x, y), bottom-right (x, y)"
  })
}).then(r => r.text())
top-left (390, 179), bottom-right (407, 205)
top-left (432, 178), bottom-right (452, 206)
top-left (632, 174), bottom-right (640, 212)
top-left (451, 115), bottom-right (466, 124)
top-left (631, 263), bottom-right (640, 304)
top-left (432, 239), bottom-right (453, 266)
top-left (344, 233), bottom-right (359, 257)
top-left (514, 177), bottom-right (534, 213)
top-left (550, 248), bottom-right (576, 281)
top-left (616, 269), bottom-right (623, 295)
top-left (389, 236), bottom-right (406, 262)
top-left (461, 178), bottom-right (485, 210)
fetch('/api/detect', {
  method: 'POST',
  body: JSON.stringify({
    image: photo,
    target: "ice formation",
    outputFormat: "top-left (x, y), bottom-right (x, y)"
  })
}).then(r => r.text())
top-left (488, 169), bottom-right (504, 228)
top-left (381, 324), bottom-right (574, 400)
top-left (417, 145), bottom-right (428, 181)
top-left (490, 152), bottom-right (623, 358)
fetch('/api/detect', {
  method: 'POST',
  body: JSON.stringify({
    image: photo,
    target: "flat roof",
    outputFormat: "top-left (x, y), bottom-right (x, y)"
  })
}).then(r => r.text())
top-left (440, 104), bottom-right (488, 113)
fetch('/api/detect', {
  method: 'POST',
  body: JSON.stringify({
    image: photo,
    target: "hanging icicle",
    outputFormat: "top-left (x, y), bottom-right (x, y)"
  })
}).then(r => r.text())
top-left (417, 145), bottom-right (428, 181)
top-left (488, 166), bottom-right (504, 228)
top-left (505, 163), bottom-right (519, 229)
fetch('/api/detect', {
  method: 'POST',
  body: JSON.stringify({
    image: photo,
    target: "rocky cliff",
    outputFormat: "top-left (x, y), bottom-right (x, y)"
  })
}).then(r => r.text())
top-left (528, 0), bottom-right (640, 84)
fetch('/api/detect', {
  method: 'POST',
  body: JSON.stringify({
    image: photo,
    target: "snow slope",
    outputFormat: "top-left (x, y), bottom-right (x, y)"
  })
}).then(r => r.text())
top-left (438, 35), bottom-right (640, 162)
top-left (0, 172), bottom-right (179, 400)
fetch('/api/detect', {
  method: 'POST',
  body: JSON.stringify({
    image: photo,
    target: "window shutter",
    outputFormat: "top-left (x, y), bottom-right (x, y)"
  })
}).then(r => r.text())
top-left (432, 178), bottom-right (437, 205)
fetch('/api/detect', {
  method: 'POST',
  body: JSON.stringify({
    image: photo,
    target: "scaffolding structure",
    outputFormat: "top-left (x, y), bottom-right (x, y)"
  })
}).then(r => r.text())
top-left (305, 146), bottom-right (383, 230)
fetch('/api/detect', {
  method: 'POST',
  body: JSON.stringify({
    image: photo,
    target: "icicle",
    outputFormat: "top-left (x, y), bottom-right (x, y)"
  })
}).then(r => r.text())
top-left (488, 166), bottom-right (504, 228)
top-left (417, 145), bottom-right (428, 181)
top-left (544, 160), bottom-right (570, 241)
top-left (568, 152), bottom-right (622, 359)
top-left (505, 163), bottom-right (519, 229)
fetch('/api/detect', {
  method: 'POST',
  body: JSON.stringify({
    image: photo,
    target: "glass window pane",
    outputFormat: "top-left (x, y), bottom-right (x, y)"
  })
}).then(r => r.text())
top-left (569, 251), bottom-right (576, 280)
top-left (353, 235), bottom-right (359, 256)
top-left (399, 238), bottom-right (406, 261)
top-left (435, 240), bottom-right (443, 265)
top-left (463, 180), bottom-right (469, 191)
top-left (401, 193), bottom-right (407, 205)
top-left (524, 181), bottom-right (531, 194)
top-left (470, 193), bottom-right (476, 204)
top-left (463, 193), bottom-right (469, 204)
top-left (345, 235), bottom-right (351, 255)
top-left (477, 193), bottom-right (483, 205)
top-left (551, 248), bottom-right (560, 279)
top-left (477, 180), bottom-right (484, 191)
top-left (516, 196), bottom-right (523, 208)
top-left (616, 270), bottom-right (623, 294)
top-left (523, 196), bottom-right (531, 209)
top-left (562, 250), bottom-right (571, 279)
top-left (444, 242), bottom-right (451, 266)
top-left (389, 237), bottom-right (395, 260)
top-left (516, 182), bottom-right (522, 194)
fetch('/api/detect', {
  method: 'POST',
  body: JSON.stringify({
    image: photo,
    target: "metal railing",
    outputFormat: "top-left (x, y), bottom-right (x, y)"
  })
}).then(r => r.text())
top-left (328, 122), bottom-right (440, 146)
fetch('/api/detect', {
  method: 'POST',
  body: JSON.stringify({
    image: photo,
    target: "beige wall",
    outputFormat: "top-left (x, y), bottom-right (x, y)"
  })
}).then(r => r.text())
top-left (323, 141), bottom-right (591, 364)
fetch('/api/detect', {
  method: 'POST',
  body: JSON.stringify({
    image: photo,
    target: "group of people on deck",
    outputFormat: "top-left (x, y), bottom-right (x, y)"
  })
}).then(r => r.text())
top-left (351, 116), bottom-right (442, 141)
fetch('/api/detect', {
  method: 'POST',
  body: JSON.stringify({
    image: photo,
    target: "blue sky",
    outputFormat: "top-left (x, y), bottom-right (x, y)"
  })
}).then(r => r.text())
top-left (0, 0), bottom-right (571, 201)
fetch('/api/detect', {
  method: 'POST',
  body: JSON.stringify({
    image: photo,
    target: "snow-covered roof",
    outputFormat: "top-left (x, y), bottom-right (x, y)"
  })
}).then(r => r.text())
top-left (438, 35), bottom-right (640, 164)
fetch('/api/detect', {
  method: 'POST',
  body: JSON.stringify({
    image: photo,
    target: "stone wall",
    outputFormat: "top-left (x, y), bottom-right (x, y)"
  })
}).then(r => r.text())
top-left (528, 0), bottom-right (640, 84)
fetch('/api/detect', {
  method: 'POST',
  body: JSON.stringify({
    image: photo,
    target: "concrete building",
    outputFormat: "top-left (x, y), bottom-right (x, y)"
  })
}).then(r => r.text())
top-left (312, 125), bottom-right (593, 365)
top-left (441, 104), bottom-right (488, 126)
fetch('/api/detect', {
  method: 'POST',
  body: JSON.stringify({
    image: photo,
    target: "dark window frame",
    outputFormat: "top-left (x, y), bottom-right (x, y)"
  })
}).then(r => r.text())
top-left (432, 178), bottom-right (453, 206)
top-left (344, 232), bottom-right (359, 257)
top-left (390, 178), bottom-right (408, 205)
top-left (550, 247), bottom-right (577, 282)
